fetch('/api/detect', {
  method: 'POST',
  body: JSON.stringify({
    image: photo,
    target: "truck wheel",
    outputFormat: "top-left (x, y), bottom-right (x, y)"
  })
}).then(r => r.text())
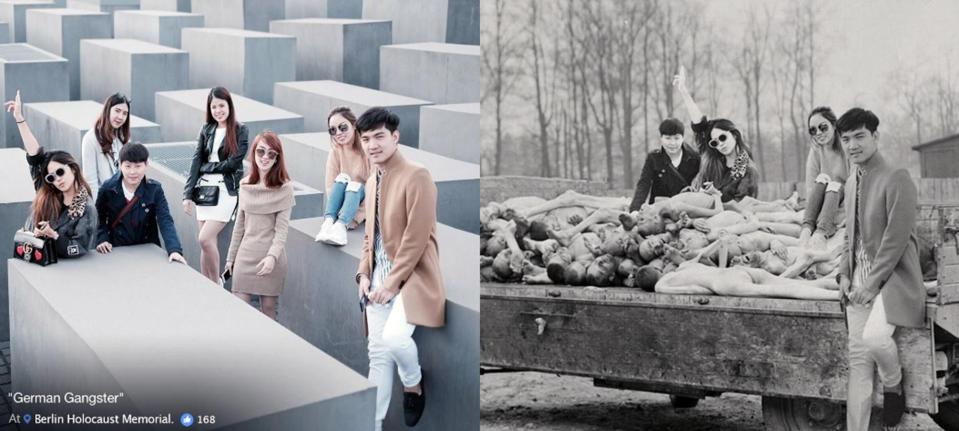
top-left (669, 395), bottom-right (699, 408)
top-left (930, 398), bottom-right (959, 431)
top-left (762, 396), bottom-right (844, 431)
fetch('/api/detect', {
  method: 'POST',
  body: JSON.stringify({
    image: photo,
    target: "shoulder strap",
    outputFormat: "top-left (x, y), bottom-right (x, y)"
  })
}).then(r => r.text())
top-left (111, 196), bottom-right (140, 230)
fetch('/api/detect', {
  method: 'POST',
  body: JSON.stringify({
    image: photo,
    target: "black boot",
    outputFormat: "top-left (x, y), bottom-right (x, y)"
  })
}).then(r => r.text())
top-left (882, 374), bottom-right (905, 427)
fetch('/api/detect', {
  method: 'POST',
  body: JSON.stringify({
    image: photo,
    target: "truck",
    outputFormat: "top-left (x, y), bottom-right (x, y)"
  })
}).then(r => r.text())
top-left (480, 181), bottom-right (959, 430)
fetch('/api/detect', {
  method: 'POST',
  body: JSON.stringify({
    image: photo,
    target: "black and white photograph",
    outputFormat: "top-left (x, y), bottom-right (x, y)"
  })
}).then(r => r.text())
top-left (480, 0), bottom-right (959, 429)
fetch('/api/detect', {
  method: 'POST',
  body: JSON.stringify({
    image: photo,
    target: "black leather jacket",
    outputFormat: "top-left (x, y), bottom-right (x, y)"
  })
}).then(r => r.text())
top-left (183, 122), bottom-right (249, 200)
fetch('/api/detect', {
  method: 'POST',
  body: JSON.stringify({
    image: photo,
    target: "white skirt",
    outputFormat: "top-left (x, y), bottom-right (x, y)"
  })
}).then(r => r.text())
top-left (195, 174), bottom-right (238, 223)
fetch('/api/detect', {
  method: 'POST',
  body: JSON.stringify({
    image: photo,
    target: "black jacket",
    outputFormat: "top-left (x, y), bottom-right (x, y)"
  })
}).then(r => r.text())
top-left (629, 146), bottom-right (700, 211)
top-left (183, 122), bottom-right (249, 200)
top-left (97, 174), bottom-right (183, 256)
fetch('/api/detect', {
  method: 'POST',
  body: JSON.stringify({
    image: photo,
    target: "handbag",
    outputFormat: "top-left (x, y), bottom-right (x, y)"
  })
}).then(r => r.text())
top-left (12, 229), bottom-right (58, 266)
top-left (192, 184), bottom-right (219, 206)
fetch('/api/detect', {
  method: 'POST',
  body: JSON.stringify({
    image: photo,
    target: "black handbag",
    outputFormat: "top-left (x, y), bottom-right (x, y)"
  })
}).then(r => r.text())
top-left (13, 229), bottom-right (58, 266)
top-left (192, 185), bottom-right (219, 206)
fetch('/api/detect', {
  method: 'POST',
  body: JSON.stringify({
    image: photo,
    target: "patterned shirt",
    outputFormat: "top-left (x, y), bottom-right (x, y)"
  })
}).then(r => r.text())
top-left (370, 169), bottom-right (393, 293)
top-left (851, 167), bottom-right (872, 290)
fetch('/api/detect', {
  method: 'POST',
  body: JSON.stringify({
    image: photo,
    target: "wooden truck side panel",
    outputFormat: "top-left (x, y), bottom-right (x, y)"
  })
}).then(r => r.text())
top-left (481, 284), bottom-right (937, 412)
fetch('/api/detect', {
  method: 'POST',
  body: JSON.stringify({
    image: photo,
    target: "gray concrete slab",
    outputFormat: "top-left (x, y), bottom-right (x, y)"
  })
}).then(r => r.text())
top-left (279, 133), bottom-right (478, 232)
top-left (419, 102), bottom-right (478, 163)
top-left (273, 80), bottom-right (430, 147)
top-left (0, 148), bottom-right (39, 342)
top-left (25, 8), bottom-right (112, 100)
top-left (114, 10), bottom-right (203, 49)
top-left (192, 0), bottom-right (283, 32)
top-left (0, 22), bottom-right (10, 44)
top-left (269, 18), bottom-right (390, 89)
top-left (283, 217), bottom-right (479, 431)
top-left (287, 0), bottom-right (362, 19)
top-left (79, 38), bottom-right (188, 121)
top-left (147, 141), bottom-right (323, 275)
top-left (0, 0), bottom-right (57, 43)
top-left (140, 0), bottom-right (188, 11)
top-left (9, 244), bottom-right (376, 429)
top-left (362, 0), bottom-right (478, 45)
top-left (22, 100), bottom-right (161, 158)
top-left (181, 27), bottom-right (295, 104)
top-left (0, 43), bottom-right (69, 148)
top-left (154, 88), bottom-right (304, 142)
top-left (66, 0), bottom-right (138, 15)
top-left (380, 42), bottom-right (479, 104)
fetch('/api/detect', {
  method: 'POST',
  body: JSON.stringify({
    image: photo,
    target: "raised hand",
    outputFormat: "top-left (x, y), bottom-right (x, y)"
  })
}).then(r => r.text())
top-left (673, 66), bottom-right (688, 93)
top-left (4, 89), bottom-right (23, 122)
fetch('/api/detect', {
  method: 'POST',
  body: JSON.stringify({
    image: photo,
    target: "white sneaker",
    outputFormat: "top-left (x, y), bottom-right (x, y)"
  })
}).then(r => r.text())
top-left (315, 217), bottom-right (334, 242)
top-left (323, 222), bottom-right (348, 246)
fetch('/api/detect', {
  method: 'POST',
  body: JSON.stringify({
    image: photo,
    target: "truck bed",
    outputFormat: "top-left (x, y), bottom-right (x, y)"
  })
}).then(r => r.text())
top-left (481, 282), bottom-right (940, 412)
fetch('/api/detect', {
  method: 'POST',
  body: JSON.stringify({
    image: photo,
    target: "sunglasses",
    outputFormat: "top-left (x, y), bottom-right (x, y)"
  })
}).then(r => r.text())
top-left (328, 122), bottom-right (350, 136)
top-left (808, 122), bottom-right (830, 136)
top-left (708, 132), bottom-right (732, 149)
top-left (255, 147), bottom-right (279, 160)
top-left (44, 167), bottom-right (67, 184)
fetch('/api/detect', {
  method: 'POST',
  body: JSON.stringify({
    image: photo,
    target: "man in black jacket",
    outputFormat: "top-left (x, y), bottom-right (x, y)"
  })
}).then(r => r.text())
top-left (629, 118), bottom-right (701, 212)
top-left (95, 143), bottom-right (186, 263)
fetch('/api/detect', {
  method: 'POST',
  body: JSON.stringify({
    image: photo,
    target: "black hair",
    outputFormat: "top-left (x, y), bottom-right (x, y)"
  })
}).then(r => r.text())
top-left (836, 108), bottom-right (880, 135)
top-left (355, 107), bottom-right (400, 134)
top-left (659, 118), bottom-right (684, 136)
top-left (635, 265), bottom-right (662, 292)
top-left (119, 142), bottom-right (149, 164)
top-left (807, 106), bottom-right (842, 154)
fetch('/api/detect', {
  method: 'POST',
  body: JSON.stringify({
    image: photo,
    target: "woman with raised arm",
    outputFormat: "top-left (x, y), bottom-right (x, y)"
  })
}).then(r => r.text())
top-left (6, 90), bottom-right (97, 259)
top-left (674, 66), bottom-right (759, 203)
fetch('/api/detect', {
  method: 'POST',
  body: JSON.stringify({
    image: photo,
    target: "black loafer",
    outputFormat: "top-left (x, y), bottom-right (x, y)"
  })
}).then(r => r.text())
top-left (403, 375), bottom-right (425, 427)
top-left (883, 384), bottom-right (905, 426)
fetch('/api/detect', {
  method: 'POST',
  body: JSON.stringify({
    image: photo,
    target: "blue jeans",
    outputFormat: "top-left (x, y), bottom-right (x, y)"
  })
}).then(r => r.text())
top-left (324, 176), bottom-right (365, 224)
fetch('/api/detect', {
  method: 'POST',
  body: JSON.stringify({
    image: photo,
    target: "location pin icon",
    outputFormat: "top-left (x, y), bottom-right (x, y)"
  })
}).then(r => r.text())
top-left (22, 414), bottom-right (31, 424)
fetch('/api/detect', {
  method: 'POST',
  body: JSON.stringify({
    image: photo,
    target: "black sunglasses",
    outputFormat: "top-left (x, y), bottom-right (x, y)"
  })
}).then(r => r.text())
top-left (44, 167), bottom-right (66, 184)
top-left (328, 122), bottom-right (350, 136)
top-left (808, 122), bottom-right (830, 136)
top-left (708, 133), bottom-right (730, 149)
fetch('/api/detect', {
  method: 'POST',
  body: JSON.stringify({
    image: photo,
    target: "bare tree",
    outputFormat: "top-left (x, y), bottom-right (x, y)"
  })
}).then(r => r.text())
top-left (527, 0), bottom-right (556, 177)
top-left (481, 0), bottom-right (521, 175)
top-left (581, 1), bottom-right (619, 187)
top-left (729, 5), bottom-right (772, 180)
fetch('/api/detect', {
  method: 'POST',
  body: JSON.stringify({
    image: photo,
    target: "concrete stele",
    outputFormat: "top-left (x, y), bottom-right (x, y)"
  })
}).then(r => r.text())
top-left (191, 0), bottom-right (283, 32)
top-left (79, 38), bottom-right (189, 121)
top-left (0, 43), bottom-right (69, 148)
top-left (379, 42), bottom-right (479, 104)
top-left (113, 10), bottom-right (204, 49)
top-left (154, 88), bottom-right (304, 142)
top-left (10, 244), bottom-right (375, 429)
top-left (0, 0), bottom-right (58, 43)
top-left (0, 147), bottom-right (39, 342)
top-left (282, 218), bottom-right (479, 431)
top-left (181, 27), bottom-right (296, 104)
top-left (273, 80), bottom-right (430, 147)
top-left (362, 0), bottom-right (479, 45)
top-left (418, 102), bottom-right (478, 163)
top-left (25, 8), bottom-right (112, 100)
top-left (268, 18), bottom-right (391, 89)
top-left (279, 133), bottom-right (478, 232)
top-left (22, 100), bottom-right (162, 157)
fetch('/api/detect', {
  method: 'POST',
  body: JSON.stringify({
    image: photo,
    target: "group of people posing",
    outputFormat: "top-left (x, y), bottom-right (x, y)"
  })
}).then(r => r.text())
top-left (8, 86), bottom-right (444, 429)
top-left (629, 67), bottom-right (923, 430)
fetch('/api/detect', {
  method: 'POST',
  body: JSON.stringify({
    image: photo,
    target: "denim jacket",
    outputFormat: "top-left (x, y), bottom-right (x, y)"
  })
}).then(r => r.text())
top-left (183, 122), bottom-right (249, 200)
top-left (96, 174), bottom-right (183, 256)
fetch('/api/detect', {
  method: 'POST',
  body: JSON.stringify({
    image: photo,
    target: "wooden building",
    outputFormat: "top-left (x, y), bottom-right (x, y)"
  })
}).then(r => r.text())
top-left (913, 133), bottom-right (959, 178)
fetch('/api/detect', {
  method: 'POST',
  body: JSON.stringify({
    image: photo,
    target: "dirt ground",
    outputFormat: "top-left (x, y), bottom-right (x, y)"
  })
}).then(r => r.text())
top-left (481, 372), bottom-right (943, 430)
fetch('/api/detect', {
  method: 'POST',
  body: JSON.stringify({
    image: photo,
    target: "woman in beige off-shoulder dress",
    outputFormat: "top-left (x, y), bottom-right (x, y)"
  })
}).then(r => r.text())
top-left (225, 131), bottom-right (295, 319)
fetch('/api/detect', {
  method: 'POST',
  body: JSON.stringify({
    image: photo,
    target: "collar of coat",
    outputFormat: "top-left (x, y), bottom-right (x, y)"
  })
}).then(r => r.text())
top-left (375, 148), bottom-right (407, 174)
top-left (856, 151), bottom-right (886, 176)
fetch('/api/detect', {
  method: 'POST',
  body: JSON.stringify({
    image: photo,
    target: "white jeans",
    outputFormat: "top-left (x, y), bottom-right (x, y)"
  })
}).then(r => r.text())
top-left (846, 291), bottom-right (901, 431)
top-left (367, 293), bottom-right (421, 431)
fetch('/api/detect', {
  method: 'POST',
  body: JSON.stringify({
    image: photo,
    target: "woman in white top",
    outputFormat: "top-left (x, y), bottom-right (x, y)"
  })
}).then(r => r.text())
top-left (81, 93), bottom-right (130, 200)
top-left (183, 87), bottom-right (249, 284)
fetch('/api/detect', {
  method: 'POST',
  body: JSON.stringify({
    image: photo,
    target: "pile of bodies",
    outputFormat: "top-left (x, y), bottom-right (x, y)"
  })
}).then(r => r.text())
top-left (480, 189), bottom-right (860, 299)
